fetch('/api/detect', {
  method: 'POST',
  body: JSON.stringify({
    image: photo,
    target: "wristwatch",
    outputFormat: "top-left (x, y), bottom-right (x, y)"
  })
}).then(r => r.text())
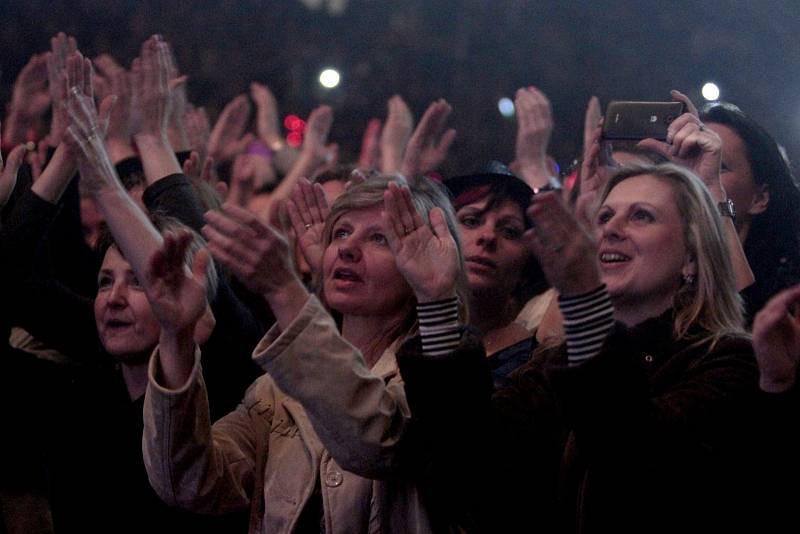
top-left (718, 198), bottom-right (736, 221)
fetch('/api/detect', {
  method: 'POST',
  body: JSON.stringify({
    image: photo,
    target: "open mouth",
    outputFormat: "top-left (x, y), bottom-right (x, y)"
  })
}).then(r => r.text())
top-left (599, 252), bottom-right (632, 264)
top-left (333, 268), bottom-right (363, 282)
top-left (105, 319), bottom-right (133, 330)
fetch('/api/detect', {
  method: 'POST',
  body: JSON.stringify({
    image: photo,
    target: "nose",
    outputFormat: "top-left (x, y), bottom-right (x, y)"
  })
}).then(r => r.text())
top-left (599, 213), bottom-right (626, 242)
top-left (337, 239), bottom-right (362, 262)
top-left (107, 280), bottom-right (128, 307)
top-left (475, 221), bottom-right (497, 251)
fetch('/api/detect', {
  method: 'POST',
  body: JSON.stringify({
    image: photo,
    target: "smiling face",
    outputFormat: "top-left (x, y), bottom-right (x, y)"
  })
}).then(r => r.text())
top-left (596, 174), bottom-right (695, 320)
top-left (94, 246), bottom-right (161, 363)
top-left (322, 205), bottom-right (413, 318)
top-left (456, 197), bottom-right (531, 300)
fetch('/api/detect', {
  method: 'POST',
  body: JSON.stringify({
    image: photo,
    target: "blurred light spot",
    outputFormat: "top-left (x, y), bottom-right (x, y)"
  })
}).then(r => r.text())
top-left (319, 68), bottom-right (341, 89)
top-left (498, 97), bottom-right (515, 117)
top-left (287, 131), bottom-right (303, 147)
top-left (284, 114), bottom-right (300, 130)
top-left (702, 82), bottom-right (720, 101)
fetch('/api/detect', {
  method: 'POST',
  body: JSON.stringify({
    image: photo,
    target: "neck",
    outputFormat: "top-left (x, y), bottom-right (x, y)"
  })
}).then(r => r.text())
top-left (469, 291), bottom-right (521, 335)
top-left (612, 297), bottom-right (674, 329)
top-left (342, 312), bottom-right (406, 368)
top-left (121, 360), bottom-right (149, 401)
top-left (736, 217), bottom-right (751, 245)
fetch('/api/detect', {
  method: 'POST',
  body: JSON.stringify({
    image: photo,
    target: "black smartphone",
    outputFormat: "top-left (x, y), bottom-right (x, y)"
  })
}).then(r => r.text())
top-left (602, 101), bottom-right (685, 141)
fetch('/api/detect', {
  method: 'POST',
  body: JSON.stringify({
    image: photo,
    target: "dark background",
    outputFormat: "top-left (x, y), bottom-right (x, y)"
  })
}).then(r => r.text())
top-left (2, 0), bottom-right (799, 176)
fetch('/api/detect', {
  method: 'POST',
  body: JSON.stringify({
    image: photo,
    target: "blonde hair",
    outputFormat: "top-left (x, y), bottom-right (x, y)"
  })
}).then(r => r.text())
top-left (318, 174), bottom-right (469, 342)
top-left (599, 164), bottom-right (745, 344)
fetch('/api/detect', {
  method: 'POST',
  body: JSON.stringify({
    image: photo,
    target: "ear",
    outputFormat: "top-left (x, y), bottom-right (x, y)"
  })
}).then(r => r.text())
top-left (747, 183), bottom-right (769, 216)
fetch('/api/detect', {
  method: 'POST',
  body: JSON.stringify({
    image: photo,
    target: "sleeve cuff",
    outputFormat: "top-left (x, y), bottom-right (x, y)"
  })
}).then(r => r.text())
top-left (147, 344), bottom-right (203, 396)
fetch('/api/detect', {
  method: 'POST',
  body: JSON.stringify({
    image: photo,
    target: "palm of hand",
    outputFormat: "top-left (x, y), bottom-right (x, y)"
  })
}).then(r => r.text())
top-left (392, 223), bottom-right (458, 302)
top-left (296, 225), bottom-right (325, 274)
top-left (148, 264), bottom-right (207, 333)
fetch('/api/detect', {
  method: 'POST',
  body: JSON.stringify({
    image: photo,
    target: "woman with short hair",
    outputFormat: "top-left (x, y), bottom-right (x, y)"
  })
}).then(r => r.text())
top-left (140, 173), bottom-right (479, 533)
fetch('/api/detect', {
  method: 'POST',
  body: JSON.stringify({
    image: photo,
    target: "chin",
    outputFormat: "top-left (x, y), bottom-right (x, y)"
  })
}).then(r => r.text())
top-left (102, 339), bottom-right (155, 365)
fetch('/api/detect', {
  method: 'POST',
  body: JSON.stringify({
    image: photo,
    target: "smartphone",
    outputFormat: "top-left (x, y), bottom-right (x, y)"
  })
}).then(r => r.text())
top-left (602, 101), bottom-right (685, 141)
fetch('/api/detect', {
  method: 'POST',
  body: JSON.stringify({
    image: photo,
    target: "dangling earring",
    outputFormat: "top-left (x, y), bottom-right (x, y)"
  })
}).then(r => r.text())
top-left (683, 273), bottom-right (696, 286)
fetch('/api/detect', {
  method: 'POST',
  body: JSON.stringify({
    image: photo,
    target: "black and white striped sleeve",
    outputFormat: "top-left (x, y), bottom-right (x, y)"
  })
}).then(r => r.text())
top-left (558, 285), bottom-right (615, 366)
top-left (417, 297), bottom-right (462, 358)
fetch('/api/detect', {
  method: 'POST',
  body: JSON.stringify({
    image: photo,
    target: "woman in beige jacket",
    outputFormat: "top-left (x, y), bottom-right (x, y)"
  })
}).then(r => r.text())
top-left (140, 175), bottom-right (473, 533)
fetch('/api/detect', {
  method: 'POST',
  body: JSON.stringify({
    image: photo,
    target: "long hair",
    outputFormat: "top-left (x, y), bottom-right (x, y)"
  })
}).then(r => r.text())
top-left (600, 164), bottom-right (746, 343)
top-left (700, 103), bottom-right (800, 290)
top-left (317, 174), bottom-right (469, 344)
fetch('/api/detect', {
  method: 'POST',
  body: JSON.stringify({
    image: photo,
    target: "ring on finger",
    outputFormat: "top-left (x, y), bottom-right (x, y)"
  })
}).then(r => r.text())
top-left (304, 223), bottom-right (313, 230)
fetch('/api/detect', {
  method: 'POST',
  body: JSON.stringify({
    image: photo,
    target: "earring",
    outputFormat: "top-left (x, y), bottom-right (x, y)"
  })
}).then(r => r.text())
top-left (683, 273), bottom-right (696, 286)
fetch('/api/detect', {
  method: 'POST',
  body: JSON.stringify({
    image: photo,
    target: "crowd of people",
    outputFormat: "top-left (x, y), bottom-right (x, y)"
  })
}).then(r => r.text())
top-left (1, 32), bottom-right (799, 534)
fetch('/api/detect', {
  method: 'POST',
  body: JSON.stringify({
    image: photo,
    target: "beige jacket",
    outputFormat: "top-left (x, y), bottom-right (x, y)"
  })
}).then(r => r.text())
top-left (142, 296), bottom-right (434, 533)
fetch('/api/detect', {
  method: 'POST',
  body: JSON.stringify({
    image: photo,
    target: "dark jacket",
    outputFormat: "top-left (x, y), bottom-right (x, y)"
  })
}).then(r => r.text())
top-left (401, 312), bottom-right (761, 533)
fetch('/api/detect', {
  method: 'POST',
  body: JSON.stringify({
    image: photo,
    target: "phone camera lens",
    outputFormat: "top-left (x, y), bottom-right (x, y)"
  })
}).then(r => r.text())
top-left (665, 115), bottom-right (675, 124)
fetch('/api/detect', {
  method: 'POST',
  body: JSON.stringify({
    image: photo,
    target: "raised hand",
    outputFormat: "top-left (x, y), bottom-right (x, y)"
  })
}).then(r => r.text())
top-left (250, 82), bottom-right (282, 147)
top-left (228, 154), bottom-right (256, 208)
top-left (301, 105), bottom-right (334, 164)
top-left (94, 54), bottom-right (135, 163)
top-left (45, 32), bottom-right (79, 147)
top-left (203, 203), bottom-right (300, 297)
top-left (357, 118), bottom-right (382, 170)
top-left (583, 96), bottom-right (602, 156)
top-left (401, 99), bottom-right (456, 180)
top-left (207, 94), bottom-right (254, 163)
top-left (513, 86), bottom-right (553, 188)
top-left (184, 105), bottom-right (211, 161)
top-left (3, 53), bottom-right (50, 145)
top-left (382, 181), bottom-right (458, 302)
top-left (379, 95), bottom-right (414, 174)
top-left (524, 191), bottom-right (601, 297)
top-left (0, 124), bottom-right (26, 207)
top-left (284, 178), bottom-right (330, 276)
top-left (162, 41), bottom-right (190, 151)
top-left (65, 52), bottom-right (117, 192)
top-left (638, 90), bottom-right (724, 196)
top-left (752, 284), bottom-right (800, 393)
top-left (131, 35), bottom-right (184, 140)
top-left (146, 230), bottom-right (210, 335)
top-left (575, 121), bottom-right (616, 226)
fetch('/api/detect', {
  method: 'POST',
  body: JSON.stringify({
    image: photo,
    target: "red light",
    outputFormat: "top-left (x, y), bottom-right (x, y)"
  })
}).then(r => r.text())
top-left (284, 114), bottom-right (300, 130)
top-left (287, 131), bottom-right (303, 147)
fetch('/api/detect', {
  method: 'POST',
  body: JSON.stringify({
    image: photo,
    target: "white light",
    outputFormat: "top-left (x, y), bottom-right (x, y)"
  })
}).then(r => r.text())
top-left (319, 68), bottom-right (341, 89)
top-left (702, 82), bottom-right (720, 101)
top-left (498, 97), bottom-right (515, 117)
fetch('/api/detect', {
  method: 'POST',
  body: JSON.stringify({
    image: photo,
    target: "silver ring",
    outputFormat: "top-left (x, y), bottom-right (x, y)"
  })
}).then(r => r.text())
top-left (698, 123), bottom-right (705, 131)
top-left (304, 223), bottom-right (313, 230)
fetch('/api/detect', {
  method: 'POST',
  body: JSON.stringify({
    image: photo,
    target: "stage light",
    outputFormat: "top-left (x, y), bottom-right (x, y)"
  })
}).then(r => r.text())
top-left (319, 68), bottom-right (341, 89)
top-left (498, 97), bottom-right (515, 118)
top-left (702, 82), bottom-right (720, 101)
